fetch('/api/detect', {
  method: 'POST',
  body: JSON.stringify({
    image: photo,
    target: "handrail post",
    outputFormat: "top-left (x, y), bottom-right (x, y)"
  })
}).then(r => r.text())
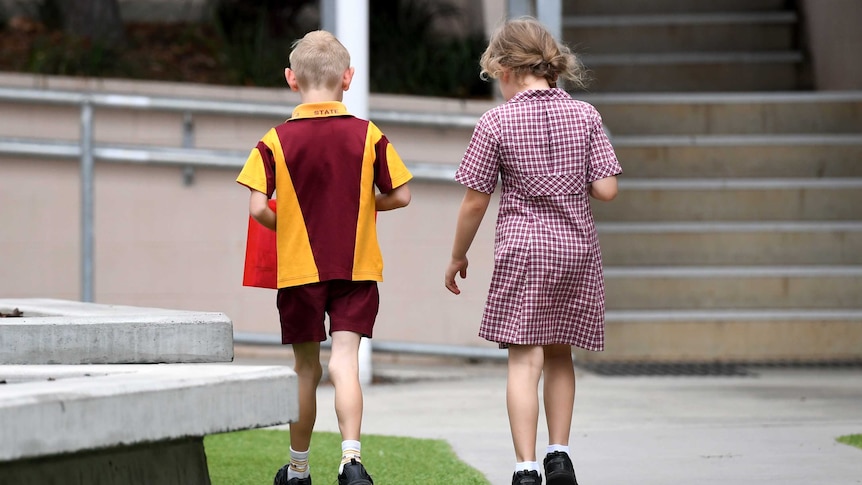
top-left (182, 111), bottom-right (195, 186)
top-left (80, 100), bottom-right (95, 302)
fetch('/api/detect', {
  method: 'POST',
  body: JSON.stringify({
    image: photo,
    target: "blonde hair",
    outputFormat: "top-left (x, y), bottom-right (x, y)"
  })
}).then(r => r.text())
top-left (480, 17), bottom-right (588, 90)
top-left (289, 30), bottom-right (351, 90)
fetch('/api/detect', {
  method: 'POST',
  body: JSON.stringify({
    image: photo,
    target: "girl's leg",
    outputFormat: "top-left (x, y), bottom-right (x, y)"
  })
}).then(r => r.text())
top-left (507, 344), bottom-right (544, 462)
top-left (542, 344), bottom-right (575, 446)
top-left (290, 341), bottom-right (323, 452)
top-left (328, 330), bottom-right (363, 441)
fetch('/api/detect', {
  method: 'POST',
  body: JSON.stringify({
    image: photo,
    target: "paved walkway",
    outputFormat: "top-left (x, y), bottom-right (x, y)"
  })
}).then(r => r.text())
top-left (236, 351), bottom-right (862, 484)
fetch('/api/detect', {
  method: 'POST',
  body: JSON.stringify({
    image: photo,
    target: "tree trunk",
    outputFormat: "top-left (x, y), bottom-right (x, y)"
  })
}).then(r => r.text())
top-left (59, 0), bottom-right (126, 46)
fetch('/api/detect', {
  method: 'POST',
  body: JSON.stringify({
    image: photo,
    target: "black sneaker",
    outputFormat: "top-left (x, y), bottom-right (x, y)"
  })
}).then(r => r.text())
top-left (512, 470), bottom-right (542, 485)
top-left (337, 458), bottom-right (373, 485)
top-left (543, 451), bottom-right (578, 485)
top-left (273, 464), bottom-right (312, 485)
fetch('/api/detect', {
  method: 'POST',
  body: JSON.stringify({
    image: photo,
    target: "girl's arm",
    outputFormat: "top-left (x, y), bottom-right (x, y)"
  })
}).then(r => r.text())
top-left (589, 175), bottom-right (619, 201)
top-left (249, 190), bottom-right (276, 230)
top-left (445, 188), bottom-right (492, 295)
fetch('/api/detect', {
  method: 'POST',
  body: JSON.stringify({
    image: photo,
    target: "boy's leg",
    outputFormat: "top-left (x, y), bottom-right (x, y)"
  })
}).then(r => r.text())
top-left (328, 330), bottom-right (363, 441)
top-left (326, 280), bottom-right (377, 482)
top-left (290, 341), bottom-right (324, 452)
top-left (542, 344), bottom-right (575, 446)
top-left (507, 344), bottom-right (544, 463)
top-left (275, 284), bottom-right (329, 483)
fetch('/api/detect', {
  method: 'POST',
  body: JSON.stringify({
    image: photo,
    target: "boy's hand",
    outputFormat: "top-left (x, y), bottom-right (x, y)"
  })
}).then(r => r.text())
top-left (444, 257), bottom-right (468, 295)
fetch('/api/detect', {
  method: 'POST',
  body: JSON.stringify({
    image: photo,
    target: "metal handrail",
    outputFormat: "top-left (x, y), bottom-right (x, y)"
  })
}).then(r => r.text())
top-left (0, 86), bottom-right (481, 128)
top-left (0, 136), bottom-right (459, 181)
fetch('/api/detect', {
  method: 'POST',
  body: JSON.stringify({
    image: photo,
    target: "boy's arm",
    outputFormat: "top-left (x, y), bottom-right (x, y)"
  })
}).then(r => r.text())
top-left (375, 183), bottom-right (411, 211)
top-left (588, 175), bottom-right (618, 201)
top-left (249, 190), bottom-right (276, 230)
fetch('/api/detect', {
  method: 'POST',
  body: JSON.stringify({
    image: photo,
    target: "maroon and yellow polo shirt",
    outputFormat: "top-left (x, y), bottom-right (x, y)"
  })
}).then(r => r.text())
top-left (237, 101), bottom-right (412, 288)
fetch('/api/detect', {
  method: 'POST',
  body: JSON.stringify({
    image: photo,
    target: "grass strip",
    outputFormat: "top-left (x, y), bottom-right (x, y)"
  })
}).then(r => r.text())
top-left (837, 434), bottom-right (862, 450)
top-left (205, 429), bottom-right (490, 484)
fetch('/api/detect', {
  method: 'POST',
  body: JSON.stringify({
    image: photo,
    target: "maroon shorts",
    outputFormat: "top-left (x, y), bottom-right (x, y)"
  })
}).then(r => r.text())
top-left (276, 280), bottom-right (379, 344)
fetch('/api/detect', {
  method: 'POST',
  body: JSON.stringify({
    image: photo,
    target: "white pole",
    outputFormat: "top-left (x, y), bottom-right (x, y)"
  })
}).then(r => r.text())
top-left (334, 0), bottom-right (373, 386)
top-left (536, 0), bottom-right (562, 40)
top-left (320, 0), bottom-right (336, 33)
top-left (508, 0), bottom-right (534, 17)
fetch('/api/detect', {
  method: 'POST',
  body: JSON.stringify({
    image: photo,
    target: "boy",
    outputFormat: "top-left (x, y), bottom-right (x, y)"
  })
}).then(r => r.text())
top-left (236, 30), bottom-right (412, 485)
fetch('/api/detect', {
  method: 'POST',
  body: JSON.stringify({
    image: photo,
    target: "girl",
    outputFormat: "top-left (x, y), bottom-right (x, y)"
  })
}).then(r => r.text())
top-left (444, 17), bottom-right (621, 485)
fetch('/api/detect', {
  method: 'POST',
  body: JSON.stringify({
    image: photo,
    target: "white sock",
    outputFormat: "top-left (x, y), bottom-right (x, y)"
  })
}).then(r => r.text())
top-left (288, 447), bottom-right (310, 479)
top-left (339, 440), bottom-right (361, 474)
top-left (546, 444), bottom-right (570, 455)
top-left (515, 461), bottom-right (540, 473)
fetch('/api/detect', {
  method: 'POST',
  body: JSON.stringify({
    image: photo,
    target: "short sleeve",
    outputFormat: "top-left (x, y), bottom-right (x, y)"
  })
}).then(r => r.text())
top-left (455, 113), bottom-right (500, 194)
top-left (236, 129), bottom-right (277, 197)
top-left (369, 122), bottom-right (413, 192)
top-left (585, 110), bottom-right (622, 183)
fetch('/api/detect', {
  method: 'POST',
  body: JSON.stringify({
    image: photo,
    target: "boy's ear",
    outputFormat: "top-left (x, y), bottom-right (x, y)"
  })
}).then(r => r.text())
top-left (285, 68), bottom-right (300, 91)
top-left (342, 67), bottom-right (355, 91)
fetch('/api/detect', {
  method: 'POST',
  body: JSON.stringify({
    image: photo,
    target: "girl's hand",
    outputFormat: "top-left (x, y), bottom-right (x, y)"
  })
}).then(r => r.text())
top-left (444, 257), bottom-right (469, 295)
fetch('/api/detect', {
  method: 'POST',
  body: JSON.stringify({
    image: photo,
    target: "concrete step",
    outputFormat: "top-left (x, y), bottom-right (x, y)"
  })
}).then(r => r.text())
top-left (580, 54), bottom-right (804, 92)
top-left (598, 222), bottom-right (862, 266)
top-left (593, 178), bottom-right (862, 222)
top-left (614, 139), bottom-right (862, 179)
top-left (604, 266), bottom-right (862, 310)
top-left (582, 93), bottom-right (862, 135)
top-left (565, 0), bottom-right (788, 15)
top-left (575, 309), bottom-right (862, 362)
top-left (565, 13), bottom-right (796, 54)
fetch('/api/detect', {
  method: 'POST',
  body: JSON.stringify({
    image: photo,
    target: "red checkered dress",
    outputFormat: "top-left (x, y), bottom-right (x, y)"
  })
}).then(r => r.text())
top-left (455, 89), bottom-right (622, 351)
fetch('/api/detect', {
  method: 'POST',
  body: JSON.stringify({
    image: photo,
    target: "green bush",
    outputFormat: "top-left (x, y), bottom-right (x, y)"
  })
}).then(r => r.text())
top-left (210, 0), bottom-right (315, 86)
top-left (369, 0), bottom-right (490, 98)
top-left (27, 35), bottom-right (124, 77)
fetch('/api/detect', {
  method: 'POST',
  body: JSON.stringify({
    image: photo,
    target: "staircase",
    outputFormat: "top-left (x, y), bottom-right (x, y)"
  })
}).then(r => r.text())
top-left (564, 0), bottom-right (808, 92)
top-left (560, 0), bottom-right (862, 363)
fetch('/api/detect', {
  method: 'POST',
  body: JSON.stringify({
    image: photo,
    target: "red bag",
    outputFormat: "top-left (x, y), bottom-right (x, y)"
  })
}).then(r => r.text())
top-left (242, 199), bottom-right (278, 289)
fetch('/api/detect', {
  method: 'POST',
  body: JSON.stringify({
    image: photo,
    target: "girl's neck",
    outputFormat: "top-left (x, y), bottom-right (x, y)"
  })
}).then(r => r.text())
top-left (517, 74), bottom-right (551, 93)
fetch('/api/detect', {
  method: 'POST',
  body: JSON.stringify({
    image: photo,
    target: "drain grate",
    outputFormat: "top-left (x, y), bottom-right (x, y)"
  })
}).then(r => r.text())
top-left (576, 360), bottom-right (862, 377)
top-left (577, 362), bottom-right (752, 377)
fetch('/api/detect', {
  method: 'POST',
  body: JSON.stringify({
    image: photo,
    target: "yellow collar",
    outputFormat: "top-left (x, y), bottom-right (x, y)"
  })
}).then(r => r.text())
top-left (290, 101), bottom-right (350, 120)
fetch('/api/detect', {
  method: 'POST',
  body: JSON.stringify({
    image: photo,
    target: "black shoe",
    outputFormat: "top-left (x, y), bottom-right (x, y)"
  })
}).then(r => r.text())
top-left (273, 464), bottom-right (312, 485)
top-left (337, 458), bottom-right (373, 485)
top-left (543, 451), bottom-right (578, 485)
top-left (512, 470), bottom-right (542, 485)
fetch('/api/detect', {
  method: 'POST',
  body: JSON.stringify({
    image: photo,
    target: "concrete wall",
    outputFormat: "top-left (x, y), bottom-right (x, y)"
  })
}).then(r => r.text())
top-left (801, 0), bottom-right (862, 90)
top-left (0, 438), bottom-right (212, 485)
top-left (0, 73), bottom-right (500, 350)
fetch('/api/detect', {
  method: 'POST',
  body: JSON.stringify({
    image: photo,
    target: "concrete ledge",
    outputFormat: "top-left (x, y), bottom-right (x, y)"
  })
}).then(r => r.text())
top-left (0, 299), bottom-right (233, 364)
top-left (0, 364), bottom-right (297, 462)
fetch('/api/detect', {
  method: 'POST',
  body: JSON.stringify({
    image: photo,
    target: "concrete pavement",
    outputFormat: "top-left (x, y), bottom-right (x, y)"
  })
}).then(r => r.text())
top-left (235, 349), bottom-right (862, 485)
